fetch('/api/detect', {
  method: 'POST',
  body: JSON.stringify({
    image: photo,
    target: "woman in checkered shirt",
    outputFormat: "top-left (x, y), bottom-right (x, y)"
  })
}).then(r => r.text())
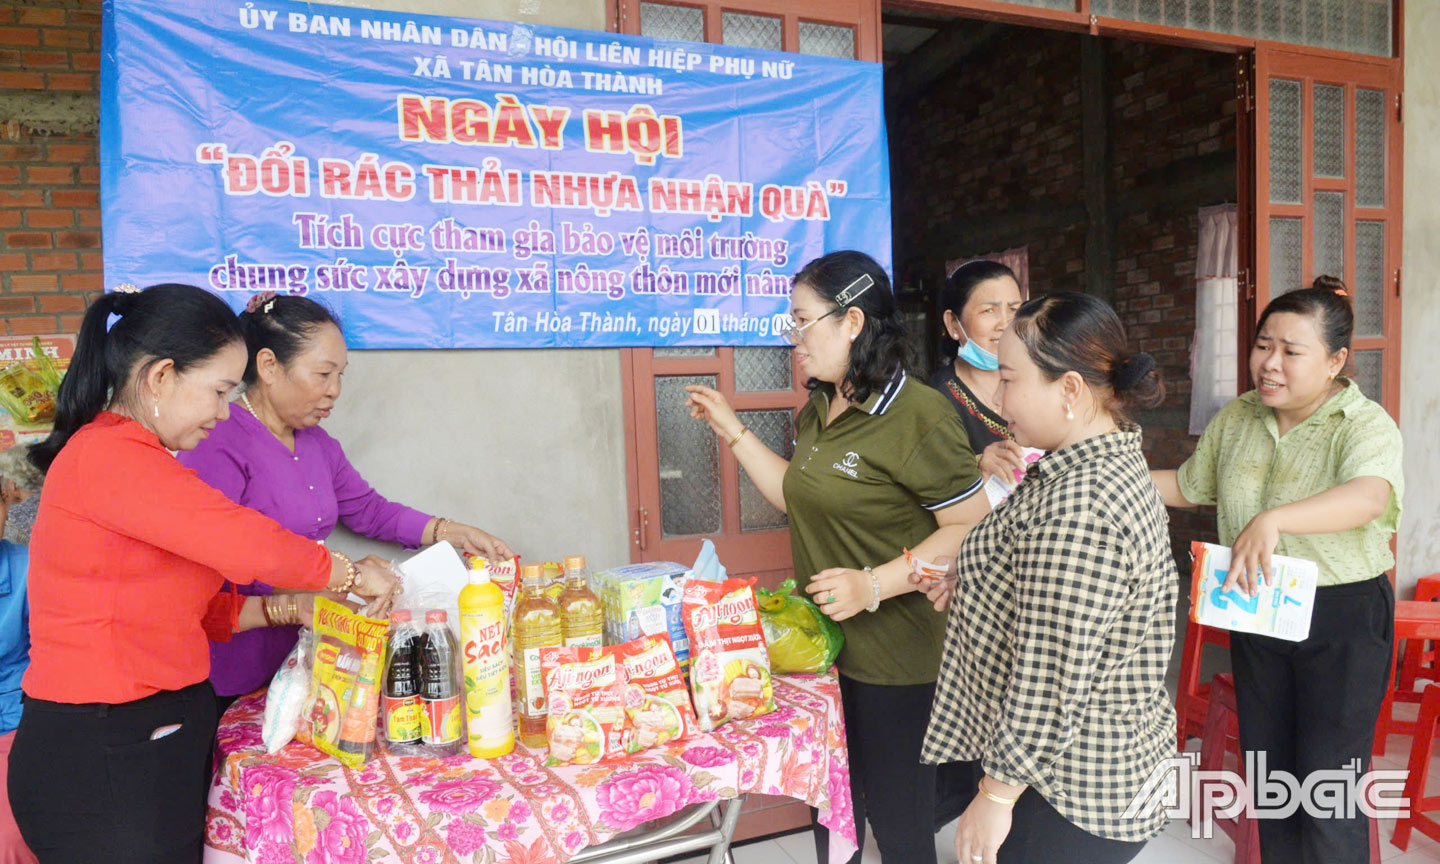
top-left (918, 292), bottom-right (1178, 864)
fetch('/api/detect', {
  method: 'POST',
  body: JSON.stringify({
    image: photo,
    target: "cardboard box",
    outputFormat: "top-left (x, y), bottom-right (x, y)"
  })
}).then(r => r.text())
top-left (591, 562), bottom-right (692, 667)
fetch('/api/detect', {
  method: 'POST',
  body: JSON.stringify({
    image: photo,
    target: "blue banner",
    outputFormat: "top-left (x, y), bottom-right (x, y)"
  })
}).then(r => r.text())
top-left (100, 0), bottom-right (890, 348)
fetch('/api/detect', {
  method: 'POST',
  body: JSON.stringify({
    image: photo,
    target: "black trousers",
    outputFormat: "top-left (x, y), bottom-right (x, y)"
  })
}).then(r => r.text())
top-left (812, 676), bottom-right (966, 864)
top-left (8, 681), bottom-right (218, 864)
top-left (946, 761), bottom-right (1148, 864)
top-left (1230, 574), bottom-right (1394, 864)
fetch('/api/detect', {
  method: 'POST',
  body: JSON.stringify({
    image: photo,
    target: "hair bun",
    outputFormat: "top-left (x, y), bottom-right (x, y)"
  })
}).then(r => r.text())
top-left (1114, 352), bottom-right (1156, 392)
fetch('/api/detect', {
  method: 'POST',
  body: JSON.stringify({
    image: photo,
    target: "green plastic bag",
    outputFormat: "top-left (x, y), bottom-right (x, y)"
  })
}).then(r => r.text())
top-left (756, 578), bottom-right (844, 674)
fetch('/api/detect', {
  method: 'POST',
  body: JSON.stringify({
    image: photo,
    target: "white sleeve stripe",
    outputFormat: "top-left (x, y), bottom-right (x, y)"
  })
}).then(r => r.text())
top-left (925, 477), bottom-right (984, 511)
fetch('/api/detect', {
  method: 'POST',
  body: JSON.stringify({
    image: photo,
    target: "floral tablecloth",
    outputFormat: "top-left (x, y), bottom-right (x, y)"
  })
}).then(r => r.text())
top-left (205, 673), bottom-right (856, 864)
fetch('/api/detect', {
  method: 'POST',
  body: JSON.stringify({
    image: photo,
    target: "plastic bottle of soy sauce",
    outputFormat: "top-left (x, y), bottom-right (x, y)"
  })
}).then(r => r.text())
top-left (381, 610), bottom-right (422, 747)
top-left (418, 610), bottom-right (463, 756)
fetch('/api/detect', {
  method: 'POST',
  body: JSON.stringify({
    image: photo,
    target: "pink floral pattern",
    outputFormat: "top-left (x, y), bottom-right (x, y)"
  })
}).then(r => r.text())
top-left (596, 764), bottom-right (694, 829)
top-left (206, 675), bottom-right (856, 864)
top-left (306, 791), bottom-right (370, 864)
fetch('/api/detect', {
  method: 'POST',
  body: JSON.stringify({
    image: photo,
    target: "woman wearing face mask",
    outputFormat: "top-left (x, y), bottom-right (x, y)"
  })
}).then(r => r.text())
top-left (179, 293), bottom-right (514, 712)
top-left (685, 251), bottom-right (989, 864)
top-left (9, 284), bottom-right (397, 863)
top-left (1151, 279), bottom-right (1401, 864)
top-left (920, 292), bottom-right (1175, 864)
top-left (930, 261), bottom-right (1028, 482)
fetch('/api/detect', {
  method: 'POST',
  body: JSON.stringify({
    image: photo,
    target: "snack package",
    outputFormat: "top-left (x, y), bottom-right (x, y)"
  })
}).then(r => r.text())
top-left (0, 362), bottom-right (55, 425)
top-left (592, 562), bottom-right (692, 670)
top-left (262, 627), bottom-right (313, 754)
top-left (617, 635), bottom-right (697, 753)
top-left (683, 578), bottom-right (775, 731)
top-left (306, 598), bottom-right (390, 766)
top-left (540, 646), bottom-right (628, 766)
top-left (904, 548), bottom-right (950, 590)
top-left (755, 579), bottom-right (843, 674)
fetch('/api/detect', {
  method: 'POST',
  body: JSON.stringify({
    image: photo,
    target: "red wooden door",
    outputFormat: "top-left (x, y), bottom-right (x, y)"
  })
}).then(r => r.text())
top-left (1251, 46), bottom-right (1402, 416)
top-left (618, 0), bottom-right (881, 590)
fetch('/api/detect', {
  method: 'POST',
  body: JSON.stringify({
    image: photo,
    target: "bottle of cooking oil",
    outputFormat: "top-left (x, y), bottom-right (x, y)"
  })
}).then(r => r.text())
top-left (558, 555), bottom-right (603, 649)
top-left (512, 562), bottom-right (562, 748)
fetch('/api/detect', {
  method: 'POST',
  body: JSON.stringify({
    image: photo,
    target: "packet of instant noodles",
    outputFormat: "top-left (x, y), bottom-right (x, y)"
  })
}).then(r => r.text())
top-left (683, 578), bottom-right (774, 731)
top-left (306, 598), bottom-right (389, 766)
top-left (617, 635), bottom-right (696, 752)
top-left (904, 548), bottom-right (950, 589)
top-left (540, 646), bottom-right (628, 766)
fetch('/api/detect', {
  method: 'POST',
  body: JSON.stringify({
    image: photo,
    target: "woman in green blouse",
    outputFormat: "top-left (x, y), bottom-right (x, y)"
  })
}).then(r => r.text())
top-left (1152, 281), bottom-right (1402, 864)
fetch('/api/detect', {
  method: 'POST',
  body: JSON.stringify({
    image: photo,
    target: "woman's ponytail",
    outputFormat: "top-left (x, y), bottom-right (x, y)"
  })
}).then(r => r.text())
top-left (26, 284), bottom-right (244, 474)
top-left (27, 293), bottom-right (124, 472)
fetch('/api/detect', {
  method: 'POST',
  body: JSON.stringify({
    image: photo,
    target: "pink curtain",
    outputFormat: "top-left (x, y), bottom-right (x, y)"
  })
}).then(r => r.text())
top-left (944, 247), bottom-right (1030, 299)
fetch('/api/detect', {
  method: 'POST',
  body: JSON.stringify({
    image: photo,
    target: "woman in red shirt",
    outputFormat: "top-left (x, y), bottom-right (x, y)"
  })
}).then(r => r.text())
top-left (7, 284), bottom-right (397, 864)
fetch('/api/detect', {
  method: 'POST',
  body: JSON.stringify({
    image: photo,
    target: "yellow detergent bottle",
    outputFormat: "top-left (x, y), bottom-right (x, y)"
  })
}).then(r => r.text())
top-left (459, 562), bottom-right (514, 758)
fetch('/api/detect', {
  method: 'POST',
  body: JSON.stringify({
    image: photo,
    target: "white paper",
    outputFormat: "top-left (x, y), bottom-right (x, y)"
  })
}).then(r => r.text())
top-left (392, 540), bottom-right (469, 633)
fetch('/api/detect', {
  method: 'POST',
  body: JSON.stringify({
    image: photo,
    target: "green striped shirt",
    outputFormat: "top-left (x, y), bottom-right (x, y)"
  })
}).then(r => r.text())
top-left (1177, 379), bottom-right (1403, 586)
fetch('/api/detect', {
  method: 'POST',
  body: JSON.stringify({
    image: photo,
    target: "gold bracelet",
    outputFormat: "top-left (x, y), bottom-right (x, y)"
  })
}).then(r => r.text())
top-left (287, 594), bottom-right (300, 626)
top-left (261, 595), bottom-right (274, 627)
top-left (978, 777), bottom-right (1021, 806)
top-left (727, 426), bottom-right (749, 448)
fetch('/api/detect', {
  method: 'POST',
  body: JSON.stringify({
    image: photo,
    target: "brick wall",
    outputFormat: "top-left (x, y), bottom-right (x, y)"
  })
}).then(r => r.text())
top-left (0, 0), bottom-right (101, 336)
top-left (891, 26), bottom-right (1236, 557)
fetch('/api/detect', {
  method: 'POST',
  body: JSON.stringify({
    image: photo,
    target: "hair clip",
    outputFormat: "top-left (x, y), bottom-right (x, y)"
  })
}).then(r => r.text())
top-left (113, 283), bottom-right (141, 294)
top-left (833, 273), bottom-right (874, 307)
top-left (245, 291), bottom-right (278, 314)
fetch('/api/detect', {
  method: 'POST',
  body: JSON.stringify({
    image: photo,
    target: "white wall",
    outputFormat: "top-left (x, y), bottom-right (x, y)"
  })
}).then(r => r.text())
top-left (1396, 2), bottom-right (1440, 597)
top-left (320, 0), bottom-right (630, 569)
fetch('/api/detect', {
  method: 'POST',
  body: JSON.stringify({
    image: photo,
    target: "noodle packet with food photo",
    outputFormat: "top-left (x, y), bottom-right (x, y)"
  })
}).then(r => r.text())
top-left (306, 597), bottom-right (390, 766)
top-left (540, 645), bottom-right (629, 767)
top-left (682, 578), bottom-right (775, 731)
top-left (616, 635), bottom-right (696, 753)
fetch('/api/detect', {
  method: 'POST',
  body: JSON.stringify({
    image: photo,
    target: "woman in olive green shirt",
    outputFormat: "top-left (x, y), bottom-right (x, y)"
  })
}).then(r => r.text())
top-left (686, 250), bottom-right (989, 863)
top-left (1152, 281), bottom-right (1402, 864)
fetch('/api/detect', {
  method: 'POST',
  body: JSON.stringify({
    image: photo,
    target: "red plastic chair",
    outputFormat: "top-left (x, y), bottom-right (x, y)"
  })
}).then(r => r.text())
top-left (1197, 673), bottom-right (1258, 863)
top-left (1393, 683), bottom-right (1440, 850)
top-left (1376, 601), bottom-right (1440, 757)
top-left (1398, 574), bottom-right (1440, 692)
top-left (1177, 621), bottom-right (1231, 750)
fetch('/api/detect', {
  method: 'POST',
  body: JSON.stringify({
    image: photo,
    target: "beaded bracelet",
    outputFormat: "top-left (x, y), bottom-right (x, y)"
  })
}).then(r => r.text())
top-left (864, 566), bottom-right (880, 613)
top-left (333, 551), bottom-right (359, 594)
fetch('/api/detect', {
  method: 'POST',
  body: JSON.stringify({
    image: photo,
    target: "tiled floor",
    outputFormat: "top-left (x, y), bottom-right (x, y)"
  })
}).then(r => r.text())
top-left (669, 731), bottom-right (1440, 864)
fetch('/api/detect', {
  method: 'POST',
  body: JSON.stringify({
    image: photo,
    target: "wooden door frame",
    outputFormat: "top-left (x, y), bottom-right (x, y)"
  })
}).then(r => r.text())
top-left (1252, 45), bottom-right (1403, 414)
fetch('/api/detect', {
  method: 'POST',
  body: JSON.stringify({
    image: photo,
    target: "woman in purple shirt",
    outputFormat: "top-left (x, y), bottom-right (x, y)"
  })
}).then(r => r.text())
top-left (180, 293), bottom-right (513, 708)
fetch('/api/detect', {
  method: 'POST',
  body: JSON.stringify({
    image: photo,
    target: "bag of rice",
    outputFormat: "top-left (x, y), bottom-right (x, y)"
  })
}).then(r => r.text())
top-left (682, 578), bottom-right (775, 731)
top-left (261, 627), bottom-right (313, 753)
top-left (540, 646), bottom-right (628, 766)
top-left (616, 635), bottom-right (696, 752)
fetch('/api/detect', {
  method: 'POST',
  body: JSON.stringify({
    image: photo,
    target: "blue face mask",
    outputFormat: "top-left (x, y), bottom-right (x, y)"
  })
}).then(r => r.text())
top-left (955, 321), bottom-right (999, 371)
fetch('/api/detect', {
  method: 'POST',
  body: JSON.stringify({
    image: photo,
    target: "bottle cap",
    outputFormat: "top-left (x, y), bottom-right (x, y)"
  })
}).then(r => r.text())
top-left (425, 610), bottom-right (447, 624)
top-left (564, 555), bottom-right (587, 571)
top-left (521, 563), bottom-right (544, 584)
top-left (390, 610), bottom-right (412, 623)
top-left (470, 563), bottom-right (491, 584)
